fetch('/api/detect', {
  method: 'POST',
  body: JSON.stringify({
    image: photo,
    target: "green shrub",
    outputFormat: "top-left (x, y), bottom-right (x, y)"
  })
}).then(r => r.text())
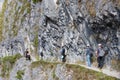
top-left (52, 69), bottom-right (59, 79)
top-left (0, 58), bottom-right (2, 65)
top-left (2, 54), bottom-right (22, 64)
top-left (33, 34), bottom-right (39, 48)
top-left (1, 54), bottom-right (22, 77)
top-left (16, 70), bottom-right (24, 80)
top-left (33, 33), bottom-right (39, 59)
top-left (32, 0), bottom-right (42, 4)
top-left (0, 0), bottom-right (8, 41)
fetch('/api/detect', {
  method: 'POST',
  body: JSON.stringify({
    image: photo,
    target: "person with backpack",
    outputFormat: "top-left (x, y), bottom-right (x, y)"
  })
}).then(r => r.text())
top-left (60, 46), bottom-right (66, 62)
top-left (25, 49), bottom-right (31, 61)
top-left (40, 51), bottom-right (44, 60)
top-left (85, 44), bottom-right (93, 67)
top-left (96, 44), bottom-right (105, 69)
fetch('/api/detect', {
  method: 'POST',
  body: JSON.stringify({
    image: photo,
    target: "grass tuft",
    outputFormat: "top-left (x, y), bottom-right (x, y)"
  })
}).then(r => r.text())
top-left (32, 0), bottom-right (42, 4)
top-left (30, 60), bottom-right (118, 80)
top-left (0, 0), bottom-right (8, 41)
top-left (111, 59), bottom-right (120, 71)
top-left (15, 70), bottom-right (24, 80)
top-left (0, 54), bottom-right (22, 77)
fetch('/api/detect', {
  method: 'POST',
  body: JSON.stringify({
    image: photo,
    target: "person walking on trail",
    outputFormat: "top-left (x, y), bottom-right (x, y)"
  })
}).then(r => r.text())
top-left (40, 51), bottom-right (44, 60)
top-left (60, 46), bottom-right (66, 62)
top-left (25, 49), bottom-right (31, 61)
top-left (96, 44), bottom-right (105, 69)
top-left (85, 44), bottom-right (92, 67)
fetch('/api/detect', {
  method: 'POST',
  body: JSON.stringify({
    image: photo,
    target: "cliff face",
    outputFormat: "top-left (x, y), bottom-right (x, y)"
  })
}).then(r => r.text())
top-left (0, 56), bottom-right (118, 80)
top-left (0, 0), bottom-right (120, 74)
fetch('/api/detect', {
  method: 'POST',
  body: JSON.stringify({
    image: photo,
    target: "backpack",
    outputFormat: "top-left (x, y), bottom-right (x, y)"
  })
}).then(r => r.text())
top-left (60, 48), bottom-right (65, 56)
top-left (90, 52), bottom-right (93, 57)
top-left (40, 52), bottom-right (43, 57)
top-left (86, 48), bottom-right (93, 57)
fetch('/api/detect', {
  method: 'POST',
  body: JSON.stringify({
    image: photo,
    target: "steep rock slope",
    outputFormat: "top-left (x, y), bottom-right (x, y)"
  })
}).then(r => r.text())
top-left (0, 56), bottom-right (118, 80)
top-left (0, 0), bottom-right (120, 72)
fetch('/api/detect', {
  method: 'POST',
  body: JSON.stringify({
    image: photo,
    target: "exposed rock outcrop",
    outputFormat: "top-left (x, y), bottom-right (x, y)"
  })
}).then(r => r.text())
top-left (0, 0), bottom-right (120, 75)
top-left (0, 57), bottom-right (118, 80)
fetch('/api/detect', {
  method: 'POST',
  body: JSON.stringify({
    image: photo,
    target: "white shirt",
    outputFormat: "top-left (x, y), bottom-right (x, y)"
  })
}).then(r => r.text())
top-left (98, 48), bottom-right (105, 57)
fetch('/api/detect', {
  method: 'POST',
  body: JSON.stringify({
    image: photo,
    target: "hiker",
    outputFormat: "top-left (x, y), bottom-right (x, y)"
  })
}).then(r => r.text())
top-left (40, 51), bottom-right (44, 60)
top-left (60, 46), bottom-right (66, 62)
top-left (25, 49), bottom-right (31, 61)
top-left (96, 44), bottom-right (105, 69)
top-left (85, 44), bottom-right (93, 67)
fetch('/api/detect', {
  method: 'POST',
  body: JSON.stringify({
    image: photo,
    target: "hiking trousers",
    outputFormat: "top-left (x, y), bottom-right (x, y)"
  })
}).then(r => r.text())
top-left (61, 55), bottom-right (66, 62)
top-left (86, 55), bottom-right (91, 67)
top-left (97, 56), bottom-right (104, 69)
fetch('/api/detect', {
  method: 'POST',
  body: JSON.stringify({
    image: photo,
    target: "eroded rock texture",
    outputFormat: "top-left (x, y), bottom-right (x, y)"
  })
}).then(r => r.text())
top-left (0, 0), bottom-right (120, 69)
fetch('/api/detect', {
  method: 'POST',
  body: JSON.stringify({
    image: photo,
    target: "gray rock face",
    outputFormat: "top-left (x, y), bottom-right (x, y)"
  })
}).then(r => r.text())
top-left (5, 58), bottom-right (73, 80)
top-left (0, 0), bottom-right (120, 71)
top-left (9, 58), bottom-right (31, 80)
top-left (37, 0), bottom-right (120, 63)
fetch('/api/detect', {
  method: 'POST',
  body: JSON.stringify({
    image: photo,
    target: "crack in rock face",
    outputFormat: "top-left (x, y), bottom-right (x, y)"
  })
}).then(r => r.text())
top-left (0, 0), bottom-right (120, 77)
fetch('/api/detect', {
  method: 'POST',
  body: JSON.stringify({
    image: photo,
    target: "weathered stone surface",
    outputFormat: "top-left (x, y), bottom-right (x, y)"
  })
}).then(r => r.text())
top-left (0, 0), bottom-right (120, 76)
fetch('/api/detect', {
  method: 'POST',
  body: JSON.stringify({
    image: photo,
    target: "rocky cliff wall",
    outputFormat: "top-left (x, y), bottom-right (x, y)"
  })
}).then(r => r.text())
top-left (0, 0), bottom-right (120, 69)
top-left (0, 56), bottom-right (118, 80)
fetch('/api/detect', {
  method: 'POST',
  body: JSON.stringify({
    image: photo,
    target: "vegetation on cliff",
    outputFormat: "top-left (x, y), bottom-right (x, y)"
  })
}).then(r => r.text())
top-left (32, 0), bottom-right (42, 4)
top-left (31, 60), bottom-right (118, 80)
top-left (0, 54), bottom-right (22, 78)
top-left (0, 0), bottom-right (8, 41)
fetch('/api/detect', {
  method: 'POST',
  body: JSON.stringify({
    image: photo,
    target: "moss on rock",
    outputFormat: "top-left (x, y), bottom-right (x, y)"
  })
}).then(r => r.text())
top-left (0, 54), bottom-right (22, 78)
top-left (32, 0), bottom-right (42, 4)
top-left (30, 61), bottom-right (118, 80)
top-left (0, 0), bottom-right (8, 41)
top-left (16, 70), bottom-right (24, 80)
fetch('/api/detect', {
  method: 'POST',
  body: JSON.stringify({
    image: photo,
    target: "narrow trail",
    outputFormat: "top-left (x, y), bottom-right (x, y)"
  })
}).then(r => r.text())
top-left (81, 65), bottom-right (120, 79)
top-left (30, 56), bottom-right (120, 79)
top-left (69, 63), bottom-right (120, 79)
